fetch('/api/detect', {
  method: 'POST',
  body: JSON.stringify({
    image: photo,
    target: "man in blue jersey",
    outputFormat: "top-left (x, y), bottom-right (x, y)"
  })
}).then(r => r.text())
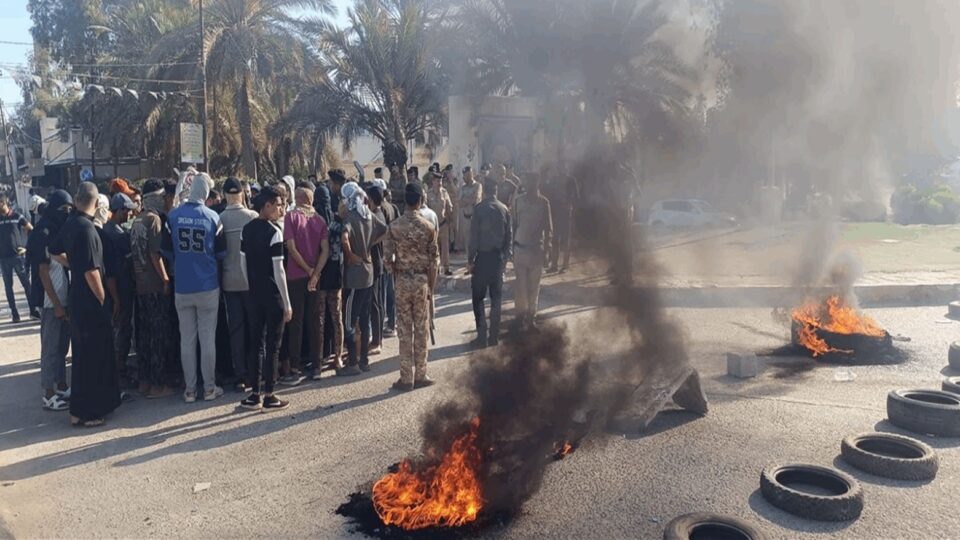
top-left (162, 173), bottom-right (226, 403)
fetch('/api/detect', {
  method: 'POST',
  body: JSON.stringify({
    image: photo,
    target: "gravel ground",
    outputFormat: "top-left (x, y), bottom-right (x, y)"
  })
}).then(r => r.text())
top-left (1, 283), bottom-right (959, 539)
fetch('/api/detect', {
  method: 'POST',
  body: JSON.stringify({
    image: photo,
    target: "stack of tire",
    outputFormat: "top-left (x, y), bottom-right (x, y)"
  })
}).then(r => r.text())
top-left (662, 342), bottom-right (958, 540)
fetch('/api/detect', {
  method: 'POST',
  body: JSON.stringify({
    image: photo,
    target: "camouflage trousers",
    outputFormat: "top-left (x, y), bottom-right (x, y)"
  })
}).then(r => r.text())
top-left (395, 273), bottom-right (431, 384)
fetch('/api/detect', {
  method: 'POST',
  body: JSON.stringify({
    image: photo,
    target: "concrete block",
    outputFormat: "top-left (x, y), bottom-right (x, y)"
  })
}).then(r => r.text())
top-left (727, 353), bottom-right (760, 378)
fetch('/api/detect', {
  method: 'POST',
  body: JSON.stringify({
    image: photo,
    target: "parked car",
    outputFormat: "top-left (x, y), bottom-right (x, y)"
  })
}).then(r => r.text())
top-left (647, 199), bottom-right (737, 229)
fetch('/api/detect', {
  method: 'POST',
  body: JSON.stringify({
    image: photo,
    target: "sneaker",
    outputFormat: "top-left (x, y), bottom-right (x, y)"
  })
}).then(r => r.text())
top-left (337, 365), bottom-right (363, 377)
top-left (262, 394), bottom-right (289, 411)
top-left (30, 309), bottom-right (41, 320)
top-left (183, 391), bottom-right (197, 403)
top-left (391, 379), bottom-right (413, 392)
top-left (413, 377), bottom-right (436, 389)
top-left (10, 314), bottom-right (20, 324)
top-left (278, 373), bottom-right (306, 387)
top-left (204, 386), bottom-right (224, 401)
top-left (444, 269), bottom-right (453, 276)
top-left (240, 393), bottom-right (262, 410)
top-left (384, 328), bottom-right (396, 338)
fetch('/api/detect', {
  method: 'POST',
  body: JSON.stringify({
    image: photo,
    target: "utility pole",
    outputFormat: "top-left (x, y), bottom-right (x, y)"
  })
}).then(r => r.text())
top-left (0, 99), bottom-right (9, 179)
top-left (199, 0), bottom-right (209, 171)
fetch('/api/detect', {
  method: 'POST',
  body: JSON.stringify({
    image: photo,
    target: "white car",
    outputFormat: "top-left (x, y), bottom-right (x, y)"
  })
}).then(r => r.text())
top-left (647, 199), bottom-right (737, 229)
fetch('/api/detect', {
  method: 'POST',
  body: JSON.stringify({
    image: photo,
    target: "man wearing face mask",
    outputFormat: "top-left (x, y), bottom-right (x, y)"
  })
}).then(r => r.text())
top-left (26, 190), bottom-right (73, 411)
top-left (102, 193), bottom-right (138, 388)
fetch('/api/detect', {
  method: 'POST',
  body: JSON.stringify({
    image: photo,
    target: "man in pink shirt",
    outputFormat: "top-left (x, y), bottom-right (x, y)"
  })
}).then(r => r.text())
top-left (280, 184), bottom-right (330, 386)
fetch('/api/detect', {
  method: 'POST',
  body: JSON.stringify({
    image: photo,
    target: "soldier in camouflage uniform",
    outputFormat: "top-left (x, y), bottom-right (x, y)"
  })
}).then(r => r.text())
top-left (383, 183), bottom-right (439, 391)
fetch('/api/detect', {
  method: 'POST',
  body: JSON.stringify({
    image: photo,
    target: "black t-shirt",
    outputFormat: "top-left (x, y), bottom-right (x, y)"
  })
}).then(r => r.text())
top-left (25, 222), bottom-right (53, 308)
top-left (102, 222), bottom-right (133, 292)
top-left (0, 210), bottom-right (27, 258)
top-left (51, 212), bottom-right (103, 311)
top-left (241, 218), bottom-right (284, 305)
top-left (318, 216), bottom-right (343, 291)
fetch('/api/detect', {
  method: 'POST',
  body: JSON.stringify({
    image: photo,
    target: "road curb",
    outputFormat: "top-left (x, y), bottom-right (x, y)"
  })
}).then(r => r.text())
top-left (436, 274), bottom-right (960, 309)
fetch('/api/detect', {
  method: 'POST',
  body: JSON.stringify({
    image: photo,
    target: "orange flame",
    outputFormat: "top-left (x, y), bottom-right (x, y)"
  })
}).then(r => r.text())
top-left (372, 418), bottom-right (483, 530)
top-left (792, 295), bottom-right (885, 357)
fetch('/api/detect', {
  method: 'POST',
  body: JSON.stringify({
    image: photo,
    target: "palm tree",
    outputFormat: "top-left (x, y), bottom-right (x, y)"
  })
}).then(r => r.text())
top-left (147, 0), bottom-right (334, 178)
top-left (452, 0), bottom-right (715, 148)
top-left (281, 0), bottom-right (448, 169)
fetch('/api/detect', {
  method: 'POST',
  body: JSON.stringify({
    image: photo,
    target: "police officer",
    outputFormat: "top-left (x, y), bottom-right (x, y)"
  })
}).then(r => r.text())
top-left (468, 178), bottom-right (511, 349)
top-left (512, 173), bottom-right (552, 329)
top-left (424, 171), bottom-right (453, 276)
top-left (383, 183), bottom-right (438, 391)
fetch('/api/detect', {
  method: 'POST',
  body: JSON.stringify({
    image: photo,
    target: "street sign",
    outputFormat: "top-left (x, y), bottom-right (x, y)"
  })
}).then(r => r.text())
top-left (80, 167), bottom-right (93, 182)
top-left (179, 122), bottom-right (204, 164)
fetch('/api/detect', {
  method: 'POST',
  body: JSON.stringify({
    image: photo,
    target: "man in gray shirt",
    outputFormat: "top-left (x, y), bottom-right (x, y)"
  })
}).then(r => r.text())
top-left (468, 178), bottom-right (512, 348)
top-left (218, 178), bottom-right (258, 392)
top-left (340, 182), bottom-right (387, 375)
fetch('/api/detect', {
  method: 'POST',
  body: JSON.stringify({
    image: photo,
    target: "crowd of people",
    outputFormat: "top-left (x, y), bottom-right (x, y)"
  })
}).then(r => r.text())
top-left (0, 161), bottom-right (579, 427)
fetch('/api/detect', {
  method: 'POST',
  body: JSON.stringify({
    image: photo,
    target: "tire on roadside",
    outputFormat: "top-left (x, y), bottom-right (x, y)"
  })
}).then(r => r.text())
top-left (949, 341), bottom-right (960, 370)
top-left (943, 377), bottom-right (960, 396)
top-left (949, 301), bottom-right (960, 319)
top-left (759, 463), bottom-right (863, 521)
top-left (887, 389), bottom-right (960, 437)
top-left (663, 512), bottom-right (767, 540)
top-left (840, 432), bottom-right (938, 481)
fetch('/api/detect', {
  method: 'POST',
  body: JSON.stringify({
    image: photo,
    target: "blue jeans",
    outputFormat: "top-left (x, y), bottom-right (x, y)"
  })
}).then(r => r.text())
top-left (0, 255), bottom-right (31, 319)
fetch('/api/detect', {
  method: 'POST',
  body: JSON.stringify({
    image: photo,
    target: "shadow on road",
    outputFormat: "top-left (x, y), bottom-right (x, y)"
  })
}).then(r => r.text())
top-left (0, 388), bottom-right (401, 481)
top-left (872, 420), bottom-right (960, 450)
top-left (830, 456), bottom-right (934, 488)
top-left (747, 489), bottom-right (853, 534)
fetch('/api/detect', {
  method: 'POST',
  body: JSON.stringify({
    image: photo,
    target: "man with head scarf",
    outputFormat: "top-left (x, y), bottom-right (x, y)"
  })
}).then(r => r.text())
top-left (26, 190), bottom-right (73, 410)
top-left (162, 173), bottom-right (226, 403)
top-left (281, 175), bottom-right (297, 212)
top-left (130, 179), bottom-right (177, 399)
top-left (309, 175), bottom-right (345, 371)
top-left (336, 181), bottom-right (386, 375)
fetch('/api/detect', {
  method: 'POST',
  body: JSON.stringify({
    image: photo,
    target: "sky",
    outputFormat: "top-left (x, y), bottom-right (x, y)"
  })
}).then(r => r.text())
top-left (0, 0), bottom-right (354, 119)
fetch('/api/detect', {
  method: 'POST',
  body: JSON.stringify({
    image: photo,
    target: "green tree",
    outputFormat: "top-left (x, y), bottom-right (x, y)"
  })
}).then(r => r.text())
top-left (282, 0), bottom-right (448, 169)
top-left (147, 0), bottom-right (334, 178)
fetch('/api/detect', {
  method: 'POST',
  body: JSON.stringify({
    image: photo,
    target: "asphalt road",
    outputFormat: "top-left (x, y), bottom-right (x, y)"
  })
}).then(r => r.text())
top-left (1, 281), bottom-right (959, 539)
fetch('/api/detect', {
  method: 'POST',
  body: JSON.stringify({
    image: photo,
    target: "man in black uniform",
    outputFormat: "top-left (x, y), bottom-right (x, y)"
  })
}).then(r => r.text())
top-left (468, 178), bottom-right (512, 349)
top-left (50, 182), bottom-right (120, 427)
top-left (0, 195), bottom-right (36, 322)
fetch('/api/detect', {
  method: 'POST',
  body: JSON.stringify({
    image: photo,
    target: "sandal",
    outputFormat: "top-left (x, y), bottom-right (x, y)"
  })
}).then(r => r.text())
top-left (70, 416), bottom-right (105, 428)
top-left (42, 394), bottom-right (69, 411)
top-left (55, 387), bottom-right (71, 400)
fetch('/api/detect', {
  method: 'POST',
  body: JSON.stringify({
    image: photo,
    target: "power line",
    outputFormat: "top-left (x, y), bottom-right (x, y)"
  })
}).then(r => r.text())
top-left (0, 40), bottom-right (33, 46)
top-left (0, 60), bottom-right (197, 68)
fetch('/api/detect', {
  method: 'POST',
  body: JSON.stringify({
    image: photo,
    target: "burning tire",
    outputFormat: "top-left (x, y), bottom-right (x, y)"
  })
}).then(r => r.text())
top-left (948, 342), bottom-right (960, 370)
top-left (840, 432), bottom-right (938, 481)
top-left (663, 512), bottom-right (767, 540)
top-left (887, 389), bottom-right (960, 437)
top-left (942, 376), bottom-right (960, 396)
top-left (759, 464), bottom-right (863, 521)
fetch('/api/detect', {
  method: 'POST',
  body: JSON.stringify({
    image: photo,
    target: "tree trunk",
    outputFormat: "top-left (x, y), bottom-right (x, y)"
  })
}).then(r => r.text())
top-left (382, 138), bottom-right (407, 169)
top-left (237, 71), bottom-right (257, 179)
